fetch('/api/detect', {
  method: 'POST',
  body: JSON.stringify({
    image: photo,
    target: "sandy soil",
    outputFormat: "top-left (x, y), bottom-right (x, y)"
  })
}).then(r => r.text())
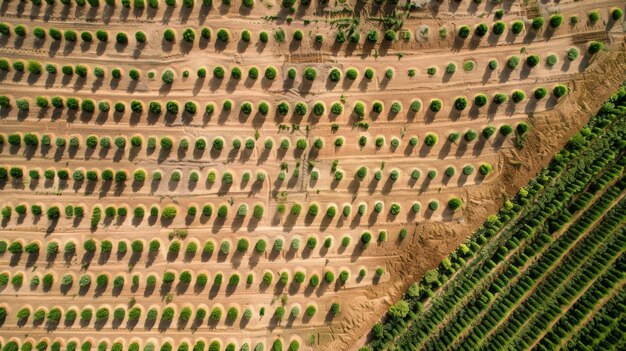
top-left (0, 0), bottom-right (625, 350)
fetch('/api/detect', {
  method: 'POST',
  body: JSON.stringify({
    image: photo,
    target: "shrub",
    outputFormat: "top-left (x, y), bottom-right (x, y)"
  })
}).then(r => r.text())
top-left (427, 200), bottom-right (439, 211)
top-left (135, 31), bottom-right (146, 43)
top-left (586, 10), bottom-right (600, 24)
top-left (458, 25), bottom-right (470, 38)
top-left (16, 98), bottom-right (29, 111)
top-left (482, 126), bottom-right (496, 139)
top-left (549, 14), bottom-right (563, 28)
top-left (588, 41), bottom-right (603, 55)
top-left (162, 206), bottom-right (177, 219)
top-left (366, 30), bottom-right (378, 43)
top-left (424, 133), bottom-right (438, 147)
top-left (493, 93), bottom-right (508, 104)
top-left (454, 97), bottom-right (467, 111)
top-left (327, 68), bottom-right (342, 83)
top-left (567, 47), bottom-right (579, 61)
top-left (162, 70), bottom-right (174, 84)
top-left (546, 54), bottom-right (558, 66)
top-left (479, 163), bottom-right (493, 176)
top-left (526, 54), bottom-right (540, 67)
top-left (507, 56), bottom-right (520, 69)
top-left (474, 23), bottom-right (488, 37)
top-left (305, 305), bottom-right (316, 317)
top-left (492, 21), bottom-right (506, 35)
top-left (464, 130), bottom-right (478, 142)
top-left (163, 29), bottom-right (175, 42)
top-left (229, 66), bottom-right (243, 80)
top-left (500, 124), bottom-right (513, 136)
top-left (292, 29), bottom-right (304, 41)
top-left (116, 32), bottom-right (128, 44)
top-left (463, 165), bottom-right (474, 175)
top-left (293, 102), bottom-right (307, 116)
top-left (129, 69), bottom-right (140, 80)
top-left (28, 60), bottom-right (43, 75)
top-left (429, 99), bottom-right (443, 112)
top-left (303, 67), bottom-right (316, 81)
top-left (474, 94), bottom-right (487, 107)
top-left (64, 30), bottom-right (78, 42)
top-left (180, 28), bottom-right (195, 43)
top-left (512, 90), bottom-right (526, 103)
top-left (216, 28), bottom-right (229, 42)
top-left (262, 271), bottom-right (273, 285)
top-left (534, 87), bottom-right (547, 99)
top-left (511, 20), bottom-right (525, 34)
top-left (553, 84), bottom-right (568, 98)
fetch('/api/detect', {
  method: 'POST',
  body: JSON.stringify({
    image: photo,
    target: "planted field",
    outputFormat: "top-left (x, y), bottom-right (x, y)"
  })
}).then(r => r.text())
top-left (0, 0), bottom-right (625, 350)
top-left (365, 86), bottom-right (626, 350)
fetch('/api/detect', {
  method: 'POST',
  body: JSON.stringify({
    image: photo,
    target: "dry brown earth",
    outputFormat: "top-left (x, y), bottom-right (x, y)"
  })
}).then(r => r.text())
top-left (0, 0), bottom-right (625, 350)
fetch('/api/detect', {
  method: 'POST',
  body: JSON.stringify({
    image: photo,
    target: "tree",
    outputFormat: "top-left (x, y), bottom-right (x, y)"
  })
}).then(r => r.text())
top-left (183, 28), bottom-right (196, 43)
top-left (454, 97), bottom-right (468, 111)
top-left (588, 41), bottom-right (603, 55)
top-left (526, 55), bottom-right (540, 67)
top-left (474, 94), bottom-right (488, 107)
top-left (47, 206), bottom-right (61, 220)
top-left (534, 87), bottom-right (548, 100)
top-left (305, 305), bottom-right (316, 316)
top-left (505, 90), bottom-right (523, 104)
top-left (28, 60), bottom-right (43, 75)
top-left (549, 14), bottom-right (563, 28)
top-left (448, 198), bottom-right (462, 210)
top-left (424, 133), bottom-right (438, 147)
top-left (479, 163), bottom-right (493, 176)
top-left (458, 25), bottom-right (470, 38)
top-left (96, 307), bottom-right (109, 321)
top-left (303, 67), bottom-right (316, 81)
top-left (429, 99), bottom-right (442, 112)
top-left (361, 232), bottom-right (372, 245)
top-left (216, 29), bottom-right (229, 42)
top-left (567, 47), bottom-right (580, 61)
top-left (474, 23), bottom-right (488, 37)
top-left (493, 93), bottom-right (508, 104)
top-left (511, 20), bottom-right (525, 34)
top-left (507, 56), bottom-right (520, 69)
top-left (553, 84), bottom-right (568, 98)
top-left (162, 307), bottom-right (174, 321)
top-left (388, 300), bottom-right (410, 318)
top-left (255, 239), bottom-right (267, 253)
top-left (162, 70), bottom-right (174, 84)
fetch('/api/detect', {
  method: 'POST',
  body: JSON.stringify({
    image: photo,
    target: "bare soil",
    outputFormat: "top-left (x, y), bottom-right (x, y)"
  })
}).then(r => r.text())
top-left (0, 0), bottom-right (625, 350)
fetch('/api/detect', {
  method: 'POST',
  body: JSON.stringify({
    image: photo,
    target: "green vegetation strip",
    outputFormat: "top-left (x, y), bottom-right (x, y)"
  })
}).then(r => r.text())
top-left (536, 265), bottom-right (626, 349)
top-left (565, 287), bottom-right (626, 350)
top-left (364, 84), bottom-right (626, 351)
top-left (517, 232), bottom-right (626, 350)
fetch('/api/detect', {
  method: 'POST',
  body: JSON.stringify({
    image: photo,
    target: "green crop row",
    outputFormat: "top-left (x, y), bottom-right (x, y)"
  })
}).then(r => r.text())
top-left (363, 83), bottom-right (626, 351)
